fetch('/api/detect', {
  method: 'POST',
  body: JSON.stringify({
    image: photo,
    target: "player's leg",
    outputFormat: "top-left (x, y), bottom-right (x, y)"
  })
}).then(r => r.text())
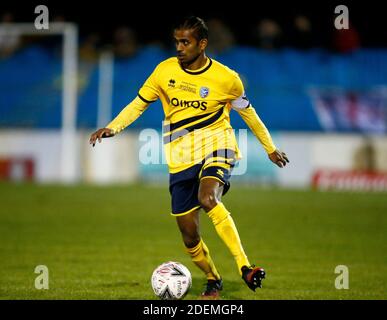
top-left (175, 209), bottom-right (221, 282)
top-left (198, 171), bottom-right (266, 291)
top-left (176, 209), bottom-right (223, 299)
top-left (198, 177), bottom-right (250, 274)
top-left (169, 167), bottom-right (222, 287)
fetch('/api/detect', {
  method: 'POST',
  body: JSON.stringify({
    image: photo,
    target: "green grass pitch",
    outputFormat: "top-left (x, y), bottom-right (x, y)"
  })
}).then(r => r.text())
top-left (0, 182), bottom-right (386, 300)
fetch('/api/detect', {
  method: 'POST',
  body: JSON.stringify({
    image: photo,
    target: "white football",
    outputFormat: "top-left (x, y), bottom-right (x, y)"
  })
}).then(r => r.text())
top-left (151, 261), bottom-right (192, 300)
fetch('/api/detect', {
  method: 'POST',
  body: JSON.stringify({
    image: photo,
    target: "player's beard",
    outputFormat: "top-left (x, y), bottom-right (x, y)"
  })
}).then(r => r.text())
top-left (180, 52), bottom-right (201, 69)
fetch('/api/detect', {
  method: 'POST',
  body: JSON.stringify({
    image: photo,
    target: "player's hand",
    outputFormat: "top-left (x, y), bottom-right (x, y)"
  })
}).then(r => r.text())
top-left (89, 128), bottom-right (115, 147)
top-left (268, 149), bottom-right (289, 168)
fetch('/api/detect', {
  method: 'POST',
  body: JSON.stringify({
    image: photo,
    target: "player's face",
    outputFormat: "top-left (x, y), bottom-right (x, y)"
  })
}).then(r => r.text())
top-left (174, 29), bottom-right (207, 67)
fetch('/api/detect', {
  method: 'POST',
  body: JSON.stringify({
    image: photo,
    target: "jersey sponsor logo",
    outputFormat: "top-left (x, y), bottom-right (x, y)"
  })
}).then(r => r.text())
top-left (171, 97), bottom-right (207, 111)
top-left (199, 86), bottom-right (210, 98)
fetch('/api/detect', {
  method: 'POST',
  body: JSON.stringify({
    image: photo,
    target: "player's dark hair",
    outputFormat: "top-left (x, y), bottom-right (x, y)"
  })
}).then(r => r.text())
top-left (174, 16), bottom-right (208, 41)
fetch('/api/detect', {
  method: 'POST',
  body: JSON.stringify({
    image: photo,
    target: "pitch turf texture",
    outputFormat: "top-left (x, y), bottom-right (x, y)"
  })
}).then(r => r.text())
top-left (0, 182), bottom-right (386, 300)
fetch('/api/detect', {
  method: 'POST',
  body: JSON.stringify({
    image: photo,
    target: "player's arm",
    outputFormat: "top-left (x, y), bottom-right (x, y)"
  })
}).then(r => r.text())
top-left (229, 76), bottom-right (289, 167)
top-left (89, 64), bottom-right (161, 147)
top-left (235, 102), bottom-right (289, 167)
top-left (89, 96), bottom-right (149, 147)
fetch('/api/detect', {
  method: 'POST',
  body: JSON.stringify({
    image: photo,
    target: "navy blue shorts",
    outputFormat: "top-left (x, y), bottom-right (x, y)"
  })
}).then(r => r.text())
top-left (169, 149), bottom-right (236, 216)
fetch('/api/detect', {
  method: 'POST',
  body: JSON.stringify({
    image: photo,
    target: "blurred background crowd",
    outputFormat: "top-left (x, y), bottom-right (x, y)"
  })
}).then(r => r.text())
top-left (0, 7), bottom-right (370, 61)
top-left (1, 2), bottom-right (387, 188)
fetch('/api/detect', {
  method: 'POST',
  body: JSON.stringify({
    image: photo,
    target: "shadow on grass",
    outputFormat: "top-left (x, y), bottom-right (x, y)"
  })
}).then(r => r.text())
top-left (94, 277), bottom-right (247, 300)
top-left (186, 277), bottom-right (246, 300)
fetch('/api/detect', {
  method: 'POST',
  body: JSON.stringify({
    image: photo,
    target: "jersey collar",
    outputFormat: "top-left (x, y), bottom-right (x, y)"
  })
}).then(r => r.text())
top-left (181, 57), bottom-right (212, 75)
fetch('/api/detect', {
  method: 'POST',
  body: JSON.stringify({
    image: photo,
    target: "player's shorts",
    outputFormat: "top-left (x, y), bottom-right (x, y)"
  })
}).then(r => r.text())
top-left (169, 149), bottom-right (236, 216)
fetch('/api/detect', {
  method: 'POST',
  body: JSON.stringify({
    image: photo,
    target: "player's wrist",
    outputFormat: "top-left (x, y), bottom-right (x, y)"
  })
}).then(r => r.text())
top-left (267, 147), bottom-right (277, 155)
top-left (101, 127), bottom-right (115, 137)
top-left (105, 127), bottom-right (116, 135)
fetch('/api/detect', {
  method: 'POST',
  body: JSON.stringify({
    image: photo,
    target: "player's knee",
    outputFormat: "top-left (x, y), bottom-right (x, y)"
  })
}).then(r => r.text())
top-left (198, 191), bottom-right (218, 212)
top-left (178, 224), bottom-right (200, 248)
top-left (182, 234), bottom-right (200, 249)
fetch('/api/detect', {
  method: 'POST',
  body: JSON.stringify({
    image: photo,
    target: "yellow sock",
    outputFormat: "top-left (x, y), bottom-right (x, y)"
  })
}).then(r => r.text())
top-left (186, 239), bottom-right (221, 281)
top-left (207, 202), bottom-right (250, 275)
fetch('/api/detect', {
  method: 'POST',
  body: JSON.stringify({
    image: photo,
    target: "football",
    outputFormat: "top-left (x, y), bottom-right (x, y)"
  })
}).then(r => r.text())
top-left (151, 261), bottom-right (192, 300)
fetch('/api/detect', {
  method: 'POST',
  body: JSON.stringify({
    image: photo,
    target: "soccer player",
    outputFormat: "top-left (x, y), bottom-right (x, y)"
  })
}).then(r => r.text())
top-left (89, 16), bottom-right (289, 299)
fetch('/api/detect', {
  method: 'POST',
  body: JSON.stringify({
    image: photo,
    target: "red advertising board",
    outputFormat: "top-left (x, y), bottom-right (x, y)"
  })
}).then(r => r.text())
top-left (0, 158), bottom-right (35, 181)
top-left (312, 169), bottom-right (387, 191)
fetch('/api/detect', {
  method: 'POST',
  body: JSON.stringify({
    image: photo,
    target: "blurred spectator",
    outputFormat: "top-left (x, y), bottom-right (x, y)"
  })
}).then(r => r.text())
top-left (78, 33), bottom-right (104, 94)
top-left (0, 12), bottom-right (22, 59)
top-left (113, 26), bottom-right (138, 58)
top-left (79, 33), bottom-right (101, 62)
top-left (206, 18), bottom-right (235, 55)
top-left (354, 138), bottom-right (376, 171)
top-left (332, 22), bottom-right (361, 53)
top-left (288, 14), bottom-right (315, 49)
top-left (52, 15), bottom-right (66, 23)
top-left (252, 18), bottom-right (283, 50)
